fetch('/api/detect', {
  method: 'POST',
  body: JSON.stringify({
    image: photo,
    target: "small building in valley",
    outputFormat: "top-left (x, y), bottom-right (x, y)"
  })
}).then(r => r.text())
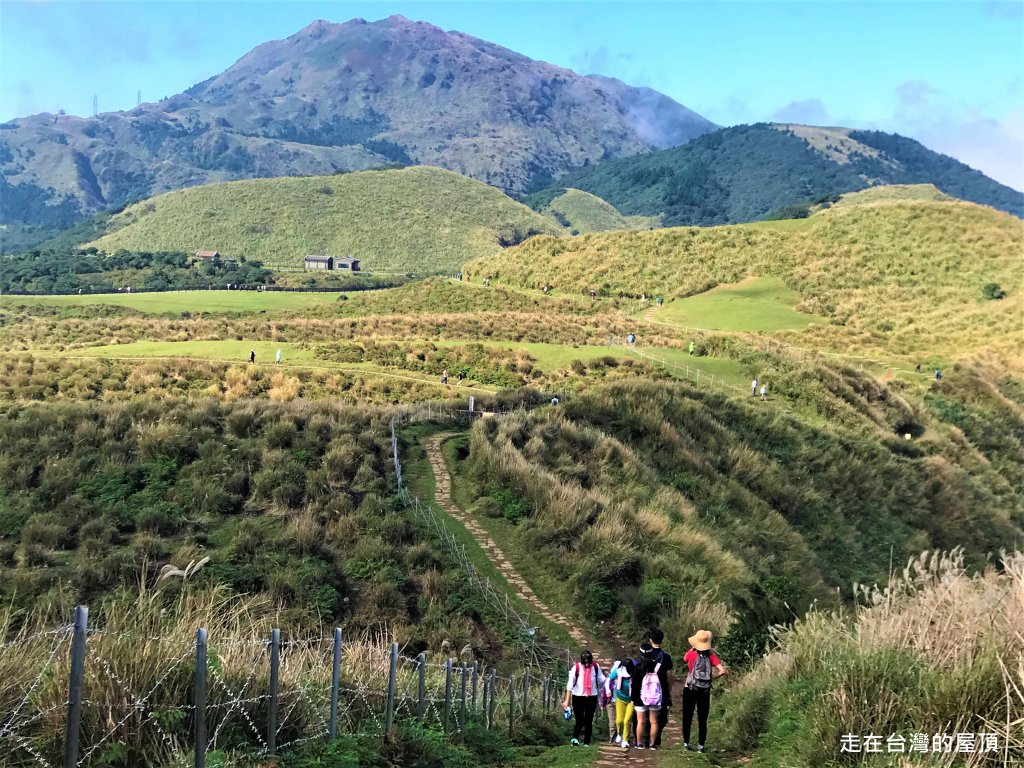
top-left (334, 256), bottom-right (361, 272)
top-left (194, 250), bottom-right (220, 261)
top-left (304, 255), bottom-right (334, 271)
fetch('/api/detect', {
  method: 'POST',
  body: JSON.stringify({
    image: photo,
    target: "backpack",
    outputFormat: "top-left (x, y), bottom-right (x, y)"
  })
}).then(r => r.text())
top-left (640, 661), bottom-right (662, 707)
top-left (686, 650), bottom-right (713, 691)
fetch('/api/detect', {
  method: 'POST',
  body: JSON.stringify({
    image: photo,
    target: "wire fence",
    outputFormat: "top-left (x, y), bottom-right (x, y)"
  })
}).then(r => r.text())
top-left (609, 335), bottom-right (745, 395)
top-left (0, 611), bottom-right (567, 767)
top-left (0, 399), bottom-right (569, 768)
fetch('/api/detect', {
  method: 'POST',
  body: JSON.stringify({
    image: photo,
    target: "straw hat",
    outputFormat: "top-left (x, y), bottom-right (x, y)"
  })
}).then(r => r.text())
top-left (688, 630), bottom-right (713, 651)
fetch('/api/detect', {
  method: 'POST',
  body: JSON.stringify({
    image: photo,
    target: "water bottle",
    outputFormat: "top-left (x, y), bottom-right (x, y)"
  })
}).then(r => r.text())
top-left (563, 705), bottom-right (572, 721)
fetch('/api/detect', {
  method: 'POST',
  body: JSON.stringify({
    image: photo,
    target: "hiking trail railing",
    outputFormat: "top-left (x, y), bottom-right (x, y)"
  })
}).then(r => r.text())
top-left (0, 610), bottom-right (567, 767)
top-left (608, 335), bottom-right (745, 395)
top-left (0, 401), bottom-right (569, 767)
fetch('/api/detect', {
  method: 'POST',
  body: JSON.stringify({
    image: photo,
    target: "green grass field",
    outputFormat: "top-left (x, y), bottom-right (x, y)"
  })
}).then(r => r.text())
top-left (86, 166), bottom-right (560, 273)
top-left (652, 276), bottom-right (824, 333)
top-left (0, 290), bottom-right (344, 314)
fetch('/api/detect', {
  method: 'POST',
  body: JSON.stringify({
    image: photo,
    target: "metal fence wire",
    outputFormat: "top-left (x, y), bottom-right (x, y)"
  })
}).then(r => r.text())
top-left (0, 403), bottom-right (567, 767)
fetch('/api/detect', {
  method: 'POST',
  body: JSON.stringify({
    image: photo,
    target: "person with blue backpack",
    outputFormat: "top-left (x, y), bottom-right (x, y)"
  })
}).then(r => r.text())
top-left (560, 650), bottom-right (606, 747)
top-left (681, 629), bottom-right (728, 753)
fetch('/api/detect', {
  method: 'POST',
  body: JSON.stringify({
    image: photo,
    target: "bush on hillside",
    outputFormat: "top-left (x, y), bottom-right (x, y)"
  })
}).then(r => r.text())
top-left (982, 282), bottom-right (1006, 300)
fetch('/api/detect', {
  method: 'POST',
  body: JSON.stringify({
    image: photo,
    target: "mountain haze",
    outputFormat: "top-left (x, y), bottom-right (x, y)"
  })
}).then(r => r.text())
top-left (0, 15), bottom-right (715, 249)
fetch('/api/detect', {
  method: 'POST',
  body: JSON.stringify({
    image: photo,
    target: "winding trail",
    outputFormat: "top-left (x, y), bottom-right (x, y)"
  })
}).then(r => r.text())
top-left (424, 433), bottom-right (679, 763)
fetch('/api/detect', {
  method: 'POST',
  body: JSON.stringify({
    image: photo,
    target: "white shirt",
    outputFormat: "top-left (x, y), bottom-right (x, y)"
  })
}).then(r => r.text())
top-left (565, 662), bottom-right (606, 696)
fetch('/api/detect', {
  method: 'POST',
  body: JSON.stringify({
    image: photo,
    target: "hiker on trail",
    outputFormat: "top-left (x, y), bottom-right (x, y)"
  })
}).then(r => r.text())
top-left (457, 371), bottom-right (464, 386)
top-left (275, 349), bottom-right (282, 365)
top-left (631, 642), bottom-right (662, 750)
top-left (441, 369), bottom-right (448, 385)
top-left (562, 650), bottom-right (606, 747)
top-left (465, 273), bottom-right (471, 283)
top-left (457, 272), bottom-right (462, 281)
top-left (551, 396), bottom-right (560, 406)
top-left (689, 341), bottom-right (696, 356)
top-left (935, 369), bottom-right (942, 381)
top-left (600, 661), bottom-right (619, 744)
top-left (249, 350), bottom-right (256, 364)
top-left (656, 296), bottom-right (663, 307)
top-left (760, 383), bottom-right (768, 401)
top-left (648, 628), bottom-right (674, 749)
top-left (484, 277), bottom-right (491, 287)
top-left (542, 284), bottom-right (549, 294)
top-left (751, 377), bottom-right (758, 396)
top-left (681, 630), bottom-right (727, 753)
top-left (590, 289), bottom-right (597, 301)
top-left (915, 362), bottom-right (921, 374)
top-left (608, 660), bottom-right (634, 748)
top-left (627, 333), bottom-right (636, 348)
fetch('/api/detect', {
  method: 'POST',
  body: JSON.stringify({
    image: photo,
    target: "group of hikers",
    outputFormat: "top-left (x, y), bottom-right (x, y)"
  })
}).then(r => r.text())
top-left (561, 628), bottom-right (726, 753)
top-left (248, 349), bottom-right (282, 364)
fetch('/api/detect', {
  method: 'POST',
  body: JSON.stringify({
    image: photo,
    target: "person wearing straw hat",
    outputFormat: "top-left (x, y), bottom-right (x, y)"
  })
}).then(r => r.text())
top-left (681, 630), bottom-right (727, 753)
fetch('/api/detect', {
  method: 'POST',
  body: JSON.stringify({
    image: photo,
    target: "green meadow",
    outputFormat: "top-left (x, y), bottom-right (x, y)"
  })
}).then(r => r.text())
top-left (652, 276), bottom-right (824, 333)
top-left (0, 289), bottom-right (345, 314)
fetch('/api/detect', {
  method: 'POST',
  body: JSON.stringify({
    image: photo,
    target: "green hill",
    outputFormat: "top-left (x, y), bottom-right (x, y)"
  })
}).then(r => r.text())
top-left (467, 199), bottom-right (1024, 366)
top-left (832, 182), bottom-right (954, 207)
top-left (532, 123), bottom-right (1023, 226)
top-left (87, 166), bottom-right (562, 273)
top-left (526, 187), bottom-right (652, 233)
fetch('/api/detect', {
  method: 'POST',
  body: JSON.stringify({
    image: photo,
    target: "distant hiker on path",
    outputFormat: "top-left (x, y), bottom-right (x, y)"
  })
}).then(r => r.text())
top-left (915, 362), bottom-right (921, 374)
top-left (275, 349), bottom-right (282, 365)
top-left (590, 289), bottom-right (597, 301)
top-left (681, 630), bottom-right (727, 753)
top-left (656, 296), bottom-right (663, 307)
top-left (689, 341), bottom-right (696, 356)
top-left (751, 377), bottom-right (758, 396)
top-left (935, 369), bottom-right (942, 380)
top-left (627, 333), bottom-right (636, 348)
top-left (249, 350), bottom-right (256, 364)
top-left (457, 372), bottom-right (464, 386)
top-left (562, 650), bottom-right (606, 747)
top-left (441, 369), bottom-right (448, 385)
top-left (760, 383), bottom-right (768, 401)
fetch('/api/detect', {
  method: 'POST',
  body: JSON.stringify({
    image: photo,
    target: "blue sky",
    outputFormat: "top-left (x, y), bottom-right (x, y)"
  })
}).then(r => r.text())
top-left (2, 1), bottom-right (1022, 189)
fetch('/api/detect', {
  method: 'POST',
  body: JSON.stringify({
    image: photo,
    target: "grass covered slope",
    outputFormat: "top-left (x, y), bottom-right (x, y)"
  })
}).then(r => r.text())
top-left (461, 373), bottom-right (1024, 660)
top-left (531, 123), bottom-right (1023, 226)
top-left (87, 166), bottom-right (561, 273)
top-left (468, 200), bottom-right (1024, 366)
top-left (832, 182), bottom-right (954, 207)
top-left (525, 187), bottom-right (648, 233)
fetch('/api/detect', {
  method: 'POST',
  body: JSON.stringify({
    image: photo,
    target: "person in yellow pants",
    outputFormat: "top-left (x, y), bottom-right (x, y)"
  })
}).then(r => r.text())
top-left (609, 660), bottom-right (635, 748)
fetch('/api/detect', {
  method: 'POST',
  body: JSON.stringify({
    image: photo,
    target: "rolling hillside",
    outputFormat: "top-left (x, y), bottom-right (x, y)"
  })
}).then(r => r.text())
top-left (526, 187), bottom-right (656, 233)
top-left (467, 198), bottom-right (1024, 366)
top-left (87, 166), bottom-right (561, 272)
top-left (532, 123), bottom-right (1023, 226)
top-left (0, 14), bottom-right (715, 251)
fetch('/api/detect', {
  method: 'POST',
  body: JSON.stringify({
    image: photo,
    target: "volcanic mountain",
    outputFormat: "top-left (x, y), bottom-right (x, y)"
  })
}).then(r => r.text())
top-left (0, 15), bottom-right (715, 248)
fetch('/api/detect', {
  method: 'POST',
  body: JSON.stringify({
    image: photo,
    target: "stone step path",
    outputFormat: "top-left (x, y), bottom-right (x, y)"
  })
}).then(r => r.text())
top-left (424, 433), bottom-right (678, 764)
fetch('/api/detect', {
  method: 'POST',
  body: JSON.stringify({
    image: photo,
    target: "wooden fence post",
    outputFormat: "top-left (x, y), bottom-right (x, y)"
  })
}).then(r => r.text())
top-left (416, 652), bottom-right (427, 722)
top-left (194, 628), bottom-right (207, 768)
top-left (443, 658), bottom-right (453, 734)
top-left (384, 642), bottom-right (398, 735)
top-left (329, 628), bottom-right (342, 740)
top-left (459, 663), bottom-right (468, 739)
top-left (62, 606), bottom-right (88, 768)
top-left (267, 628), bottom-right (280, 754)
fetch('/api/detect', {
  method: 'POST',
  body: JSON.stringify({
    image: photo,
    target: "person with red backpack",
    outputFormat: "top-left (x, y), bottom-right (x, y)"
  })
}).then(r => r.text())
top-left (681, 629), bottom-right (727, 753)
top-left (560, 650), bottom-right (606, 747)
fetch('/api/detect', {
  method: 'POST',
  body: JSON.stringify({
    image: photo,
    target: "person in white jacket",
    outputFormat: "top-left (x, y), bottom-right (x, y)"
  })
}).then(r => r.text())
top-left (561, 650), bottom-right (606, 746)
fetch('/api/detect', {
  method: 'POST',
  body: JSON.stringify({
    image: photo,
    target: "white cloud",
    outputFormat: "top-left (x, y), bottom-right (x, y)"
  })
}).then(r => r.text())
top-left (770, 98), bottom-right (830, 125)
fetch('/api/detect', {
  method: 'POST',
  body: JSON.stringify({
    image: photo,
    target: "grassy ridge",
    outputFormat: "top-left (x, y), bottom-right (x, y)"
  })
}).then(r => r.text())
top-left (467, 200), bottom-right (1024, 366)
top-left (460, 373), bottom-right (1024, 661)
top-left (87, 167), bottom-right (561, 272)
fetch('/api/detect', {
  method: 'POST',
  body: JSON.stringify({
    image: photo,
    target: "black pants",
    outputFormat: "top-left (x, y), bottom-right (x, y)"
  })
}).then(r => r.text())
top-left (571, 695), bottom-right (598, 744)
top-left (652, 703), bottom-right (669, 747)
top-left (682, 687), bottom-right (711, 746)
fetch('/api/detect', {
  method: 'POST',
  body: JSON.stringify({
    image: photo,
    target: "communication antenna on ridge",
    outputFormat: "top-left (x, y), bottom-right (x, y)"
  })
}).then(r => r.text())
top-left (137, 90), bottom-right (141, 107)
top-left (93, 95), bottom-right (98, 117)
